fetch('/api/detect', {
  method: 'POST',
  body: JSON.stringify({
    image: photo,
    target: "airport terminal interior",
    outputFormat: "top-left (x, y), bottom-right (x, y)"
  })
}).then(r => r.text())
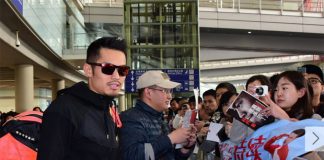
top-left (0, 0), bottom-right (324, 112)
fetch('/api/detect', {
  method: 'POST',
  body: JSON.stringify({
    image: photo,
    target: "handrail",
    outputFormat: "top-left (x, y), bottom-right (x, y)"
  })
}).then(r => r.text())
top-left (200, 0), bottom-right (323, 14)
top-left (79, 0), bottom-right (323, 15)
top-left (79, 0), bottom-right (123, 7)
top-left (63, 32), bottom-right (113, 51)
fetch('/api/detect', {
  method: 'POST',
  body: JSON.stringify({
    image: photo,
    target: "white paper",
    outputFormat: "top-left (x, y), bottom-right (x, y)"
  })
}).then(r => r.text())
top-left (175, 110), bottom-right (192, 149)
top-left (182, 110), bottom-right (192, 128)
top-left (175, 143), bottom-right (183, 149)
top-left (206, 122), bottom-right (223, 142)
top-left (193, 88), bottom-right (200, 119)
top-left (193, 88), bottom-right (199, 110)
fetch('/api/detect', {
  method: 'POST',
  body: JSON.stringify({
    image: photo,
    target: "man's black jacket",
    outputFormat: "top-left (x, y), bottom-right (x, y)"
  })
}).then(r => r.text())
top-left (37, 82), bottom-right (118, 160)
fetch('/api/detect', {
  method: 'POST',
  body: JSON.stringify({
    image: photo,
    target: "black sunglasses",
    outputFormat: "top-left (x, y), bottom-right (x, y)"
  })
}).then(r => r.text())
top-left (87, 62), bottom-right (130, 76)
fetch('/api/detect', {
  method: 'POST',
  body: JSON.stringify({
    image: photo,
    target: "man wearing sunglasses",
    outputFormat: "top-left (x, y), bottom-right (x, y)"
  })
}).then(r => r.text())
top-left (38, 37), bottom-right (129, 160)
top-left (301, 64), bottom-right (324, 117)
top-left (119, 70), bottom-right (197, 160)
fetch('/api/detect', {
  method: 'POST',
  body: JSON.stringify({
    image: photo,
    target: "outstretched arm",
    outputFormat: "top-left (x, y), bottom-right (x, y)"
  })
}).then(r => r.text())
top-left (260, 94), bottom-right (290, 120)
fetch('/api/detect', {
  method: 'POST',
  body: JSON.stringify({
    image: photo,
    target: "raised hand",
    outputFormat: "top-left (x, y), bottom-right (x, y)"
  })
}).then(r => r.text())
top-left (194, 120), bottom-right (205, 132)
top-left (259, 94), bottom-right (290, 120)
top-left (168, 127), bottom-right (191, 144)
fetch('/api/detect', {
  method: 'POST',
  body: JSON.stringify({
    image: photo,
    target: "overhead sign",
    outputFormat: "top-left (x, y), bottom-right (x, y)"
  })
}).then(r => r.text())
top-left (11, 0), bottom-right (23, 14)
top-left (125, 69), bottom-right (200, 93)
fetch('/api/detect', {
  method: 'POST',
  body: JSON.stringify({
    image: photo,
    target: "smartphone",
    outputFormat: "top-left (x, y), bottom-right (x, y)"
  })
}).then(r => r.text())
top-left (190, 110), bottom-right (197, 124)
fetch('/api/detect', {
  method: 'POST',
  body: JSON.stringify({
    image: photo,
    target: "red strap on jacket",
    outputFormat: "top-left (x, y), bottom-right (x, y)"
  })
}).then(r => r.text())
top-left (109, 105), bottom-right (122, 128)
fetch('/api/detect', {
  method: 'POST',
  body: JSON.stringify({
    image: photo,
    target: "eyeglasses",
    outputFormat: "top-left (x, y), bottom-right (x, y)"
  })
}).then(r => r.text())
top-left (148, 87), bottom-right (173, 94)
top-left (308, 78), bottom-right (322, 84)
top-left (87, 62), bottom-right (130, 76)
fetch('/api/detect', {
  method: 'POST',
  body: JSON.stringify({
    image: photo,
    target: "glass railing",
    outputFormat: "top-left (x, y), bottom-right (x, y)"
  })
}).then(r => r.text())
top-left (23, 0), bottom-right (66, 56)
top-left (200, 0), bottom-right (324, 13)
top-left (63, 31), bottom-right (122, 52)
top-left (78, 0), bottom-right (123, 7)
top-left (63, 32), bottom-right (94, 51)
top-left (78, 0), bottom-right (323, 15)
top-left (66, 0), bottom-right (323, 53)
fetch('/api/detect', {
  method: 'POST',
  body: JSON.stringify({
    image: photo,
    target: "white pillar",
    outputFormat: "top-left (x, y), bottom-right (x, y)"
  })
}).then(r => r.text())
top-left (15, 64), bottom-right (34, 112)
top-left (52, 79), bottom-right (65, 100)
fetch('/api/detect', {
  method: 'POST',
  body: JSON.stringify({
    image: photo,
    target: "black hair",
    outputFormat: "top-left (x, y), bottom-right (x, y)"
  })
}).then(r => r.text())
top-left (272, 71), bottom-right (313, 119)
top-left (216, 82), bottom-right (237, 93)
top-left (203, 89), bottom-right (216, 99)
top-left (171, 97), bottom-right (181, 103)
top-left (269, 74), bottom-right (279, 86)
top-left (218, 91), bottom-right (238, 119)
top-left (0, 111), bottom-right (19, 126)
top-left (86, 37), bottom-right (127, 63)
top-left (219, 91), bottom-right (238, 110)
top-left (188, 95), bottom-right (202, 104)
top-left (33, 106), bottom-right (43, 112)
top-left (292, 129), bottom-right (305, 138)
top-left (245, 75), bottom-right (271, 91)
top-left (302, 64), bottom-right (324, 82)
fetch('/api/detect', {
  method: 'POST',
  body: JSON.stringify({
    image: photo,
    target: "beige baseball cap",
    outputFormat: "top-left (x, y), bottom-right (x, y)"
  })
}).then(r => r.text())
top-left (136, 70), bottom-right (181, 89)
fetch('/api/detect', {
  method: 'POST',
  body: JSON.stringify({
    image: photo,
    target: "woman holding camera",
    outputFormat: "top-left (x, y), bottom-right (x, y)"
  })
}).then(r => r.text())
top-left (261, 71), bottom-right (313, 120)
top-left (222, 75), bottom-right (273, 144)
top-left (246, 74), bottom-right (272, 97)
top-left (261, 71), bottom-right (323, 159)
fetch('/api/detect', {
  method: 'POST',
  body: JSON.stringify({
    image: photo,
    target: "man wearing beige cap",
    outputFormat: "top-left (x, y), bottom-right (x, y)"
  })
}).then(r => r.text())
top-left (119, 70), bottom-right (196, 160)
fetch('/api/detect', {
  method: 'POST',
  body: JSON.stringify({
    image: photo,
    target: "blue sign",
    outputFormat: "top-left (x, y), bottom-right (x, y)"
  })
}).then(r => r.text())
top-left (11, 0), bottom-right (23, 14)
top-left (125, 69), bottom-right (200, 93)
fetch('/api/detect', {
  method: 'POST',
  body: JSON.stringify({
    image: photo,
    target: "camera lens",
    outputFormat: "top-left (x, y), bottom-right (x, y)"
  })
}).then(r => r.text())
top-left (255, 87), bottom-right (264, 95)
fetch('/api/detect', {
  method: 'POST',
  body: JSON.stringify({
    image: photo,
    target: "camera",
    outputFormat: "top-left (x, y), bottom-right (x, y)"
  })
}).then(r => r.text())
top-left (15, 30), bottom-right (20, 47)
top-left (254, 85), bottom-right (268, 96)
top-left (16, 39), bottom-right (21, 47)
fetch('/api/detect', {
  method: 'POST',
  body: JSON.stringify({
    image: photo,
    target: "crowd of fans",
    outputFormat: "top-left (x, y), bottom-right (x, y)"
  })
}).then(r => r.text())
top-left (159, 64), bottom-right (324, 159)
top-left (1, 37), bottom-right (323, 160)
top-left (1, 63), bottom-right (324, 159)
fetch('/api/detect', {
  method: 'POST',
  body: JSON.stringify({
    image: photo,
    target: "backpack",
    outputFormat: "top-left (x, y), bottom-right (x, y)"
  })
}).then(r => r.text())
top-left (0, 111), bottom-right (43, 160)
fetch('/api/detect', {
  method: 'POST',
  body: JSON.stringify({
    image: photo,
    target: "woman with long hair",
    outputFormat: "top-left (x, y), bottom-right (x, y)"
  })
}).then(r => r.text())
top-left (262, 70), bottom-right (313, 120)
